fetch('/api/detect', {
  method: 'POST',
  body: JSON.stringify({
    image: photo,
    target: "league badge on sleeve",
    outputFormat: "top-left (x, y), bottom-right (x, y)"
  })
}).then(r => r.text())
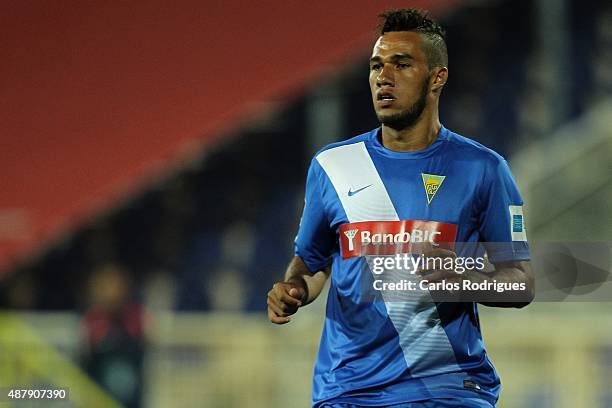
top-left (509, 205), bottom-right (527, 241)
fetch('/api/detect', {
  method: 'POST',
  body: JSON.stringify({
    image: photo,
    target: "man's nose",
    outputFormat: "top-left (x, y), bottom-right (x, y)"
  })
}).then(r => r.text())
top-left (376, 64), bottom-right (394, 87)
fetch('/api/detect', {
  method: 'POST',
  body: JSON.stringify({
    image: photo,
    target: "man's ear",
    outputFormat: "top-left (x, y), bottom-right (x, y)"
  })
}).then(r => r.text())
top-left (430, 67), bottom-right (448, 94)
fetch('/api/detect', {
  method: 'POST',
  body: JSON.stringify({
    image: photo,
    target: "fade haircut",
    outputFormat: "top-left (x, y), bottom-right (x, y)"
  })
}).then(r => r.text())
top-left (379, 9), bottom-right (448, 69)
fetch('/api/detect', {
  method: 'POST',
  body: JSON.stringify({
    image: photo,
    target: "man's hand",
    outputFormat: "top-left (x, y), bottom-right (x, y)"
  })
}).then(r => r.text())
top-left (268, 256), bottom-right (330, 324)
top-left (416, 247), bottom-right (461, 284)
top-left (415, 246), bottom-right (464, 300)
top-left (267, 279), bottom-right (307, 324)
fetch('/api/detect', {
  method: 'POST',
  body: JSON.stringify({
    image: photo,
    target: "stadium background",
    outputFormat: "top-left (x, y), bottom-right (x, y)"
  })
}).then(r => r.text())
top-left (1, 0), bottom-right (611, 407)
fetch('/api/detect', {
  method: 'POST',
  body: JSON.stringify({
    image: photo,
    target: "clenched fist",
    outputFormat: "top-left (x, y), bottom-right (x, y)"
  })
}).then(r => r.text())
top-left (267, 279), bottom-right (307, 324)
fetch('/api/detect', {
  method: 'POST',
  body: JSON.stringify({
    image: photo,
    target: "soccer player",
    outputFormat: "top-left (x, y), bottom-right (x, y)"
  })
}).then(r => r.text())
top-left (267, 9), bottom-right (534, 408)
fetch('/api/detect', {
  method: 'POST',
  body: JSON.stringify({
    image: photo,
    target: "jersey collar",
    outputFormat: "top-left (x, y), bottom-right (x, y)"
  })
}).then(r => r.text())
top-left (369, 125), bottom-right (449, 159)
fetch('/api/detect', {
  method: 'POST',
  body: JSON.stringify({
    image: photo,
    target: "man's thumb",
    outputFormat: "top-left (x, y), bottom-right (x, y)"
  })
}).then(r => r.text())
top-left (289, 287), bottom-right (305, 302)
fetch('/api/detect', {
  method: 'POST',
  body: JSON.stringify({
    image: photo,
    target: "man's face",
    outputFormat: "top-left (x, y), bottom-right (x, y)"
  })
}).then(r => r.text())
top-left (369, 31), bottom-right (431, 130)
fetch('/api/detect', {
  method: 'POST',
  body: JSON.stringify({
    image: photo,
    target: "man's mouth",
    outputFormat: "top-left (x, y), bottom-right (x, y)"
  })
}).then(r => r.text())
top-left (376, 91), bottom-right (396, 108)
top-left (377, 91), bottom-right (396, 101)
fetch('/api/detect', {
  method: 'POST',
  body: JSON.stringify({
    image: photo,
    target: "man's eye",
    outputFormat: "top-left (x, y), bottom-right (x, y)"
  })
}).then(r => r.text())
top-left (398, 63), bottom-right (410, 69)
top-left (371, 64), bottom-right (382, 71)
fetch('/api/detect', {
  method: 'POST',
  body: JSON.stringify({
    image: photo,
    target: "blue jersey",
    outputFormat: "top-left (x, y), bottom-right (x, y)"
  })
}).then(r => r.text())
top-left (294, 126), bottom-right (529, 407)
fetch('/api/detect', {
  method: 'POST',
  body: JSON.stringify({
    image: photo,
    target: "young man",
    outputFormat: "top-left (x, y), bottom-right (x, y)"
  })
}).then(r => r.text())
top-left (267, 9), bottom-right (534, 408)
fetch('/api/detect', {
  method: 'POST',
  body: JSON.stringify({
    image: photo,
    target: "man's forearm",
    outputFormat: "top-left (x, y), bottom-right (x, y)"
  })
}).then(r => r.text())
top-left (284, 256), bottom-right (330, 305)
top-left (285, 256), bottom-right (331, 304)
top-left (468, 260), bottom-right (534, 308)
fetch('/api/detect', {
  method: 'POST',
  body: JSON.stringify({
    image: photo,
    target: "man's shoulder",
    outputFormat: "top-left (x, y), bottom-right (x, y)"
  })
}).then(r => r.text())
top-left (312, 129), bottom-right (375, 160)
top-left (444, 127), bottom-right (507, 167)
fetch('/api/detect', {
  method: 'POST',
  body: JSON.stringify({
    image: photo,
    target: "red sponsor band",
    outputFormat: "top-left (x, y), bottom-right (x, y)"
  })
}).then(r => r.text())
top-left (339, 220), bottom-right (457, 259)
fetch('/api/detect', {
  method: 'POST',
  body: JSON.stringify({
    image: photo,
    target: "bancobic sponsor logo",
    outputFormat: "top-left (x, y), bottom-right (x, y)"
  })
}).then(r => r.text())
top-left (339, 220), bottom-right (458, 259)
top-left (361, 229), bottom-right (441, 245)
top-left (344, 228), bottom-right (441, 251)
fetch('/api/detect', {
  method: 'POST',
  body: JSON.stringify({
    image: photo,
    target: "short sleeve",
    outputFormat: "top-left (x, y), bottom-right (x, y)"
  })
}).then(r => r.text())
top-left (294, 159), bottom-right (335, 272)
top-left (478, 157), bottom-right (530, 263)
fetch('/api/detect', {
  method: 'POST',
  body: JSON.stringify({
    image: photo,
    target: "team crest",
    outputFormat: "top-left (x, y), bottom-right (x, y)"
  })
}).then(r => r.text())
top-left (421, 173), bottom-right (446, 205)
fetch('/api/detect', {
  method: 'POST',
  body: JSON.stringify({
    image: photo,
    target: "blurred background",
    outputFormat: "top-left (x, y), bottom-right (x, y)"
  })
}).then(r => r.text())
top-left (1, 0), bottom-right (611, 407)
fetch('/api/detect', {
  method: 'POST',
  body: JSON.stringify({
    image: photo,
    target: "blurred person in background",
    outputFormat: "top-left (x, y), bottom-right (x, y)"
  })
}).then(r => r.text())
top-left (80, 263), bottom-right (145, 408)
top-left (268, 8), bottom-right (534, 408)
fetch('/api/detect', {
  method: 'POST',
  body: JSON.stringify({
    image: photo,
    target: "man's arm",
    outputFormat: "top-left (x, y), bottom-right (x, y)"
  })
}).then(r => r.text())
top-left (267, 256), bottom-right (331, 324)
top-left (418, 249), bottom-right (534, 308)
top-left (469, 260), bottom-right (534, 308)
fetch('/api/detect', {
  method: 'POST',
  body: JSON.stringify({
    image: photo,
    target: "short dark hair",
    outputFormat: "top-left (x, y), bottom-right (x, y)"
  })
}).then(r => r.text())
top-left (379, 8), bottom-right (448, 69)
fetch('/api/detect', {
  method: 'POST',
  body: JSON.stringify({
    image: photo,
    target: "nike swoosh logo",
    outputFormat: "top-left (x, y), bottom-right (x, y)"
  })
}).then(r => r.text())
top-left (348, 184), bottom-right (372, 197)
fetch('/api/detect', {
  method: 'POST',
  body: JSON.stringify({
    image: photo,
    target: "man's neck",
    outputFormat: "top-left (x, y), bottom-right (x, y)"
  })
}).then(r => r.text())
top-left (381, 116), bottom-right (442, 152)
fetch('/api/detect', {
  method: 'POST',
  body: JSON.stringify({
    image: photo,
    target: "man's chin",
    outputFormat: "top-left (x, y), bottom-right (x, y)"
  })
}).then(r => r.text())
top-left (377, 113), bottom-right (410, 129)
top-left (376, 112), bottom-right (400, 124)
top-left (376, 113), bottom-right (390, 121)
top-left (376, 107), bottom-right (425, 131)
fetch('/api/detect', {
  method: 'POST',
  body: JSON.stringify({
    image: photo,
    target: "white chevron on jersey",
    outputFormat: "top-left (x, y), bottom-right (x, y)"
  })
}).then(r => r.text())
top-left (316, 141), bottom-right (397, 222)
